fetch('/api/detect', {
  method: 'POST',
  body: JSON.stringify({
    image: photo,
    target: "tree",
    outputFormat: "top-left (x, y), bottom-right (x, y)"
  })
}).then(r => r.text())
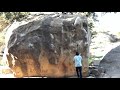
top-left (0, 12), bottom-right (30, 22)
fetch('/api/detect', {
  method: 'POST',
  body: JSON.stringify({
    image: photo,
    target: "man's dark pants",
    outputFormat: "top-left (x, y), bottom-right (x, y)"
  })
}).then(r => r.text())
top-left (76, 67), bottom-right (82, 78)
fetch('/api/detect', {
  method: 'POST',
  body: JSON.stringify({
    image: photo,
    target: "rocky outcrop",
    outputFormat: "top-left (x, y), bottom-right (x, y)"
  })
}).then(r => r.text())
top-left (98, 45), bottom-right (120, 78)
top-left (4, 13), bottom-right (91, 77)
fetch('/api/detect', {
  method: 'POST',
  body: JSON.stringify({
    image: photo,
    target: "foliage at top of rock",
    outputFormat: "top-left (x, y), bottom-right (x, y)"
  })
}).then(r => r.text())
top-left (0, 16), bottom-right (9, 32)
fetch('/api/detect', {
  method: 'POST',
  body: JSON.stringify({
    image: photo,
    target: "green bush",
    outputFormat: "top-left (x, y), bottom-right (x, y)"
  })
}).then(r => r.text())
top-left (0, 12), bottom-right (30, 22)
top-left (88, 55), bottom-right (95, 64)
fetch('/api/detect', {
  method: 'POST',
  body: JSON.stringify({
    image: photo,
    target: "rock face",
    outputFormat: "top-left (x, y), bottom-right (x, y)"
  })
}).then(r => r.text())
top-left (4, 13), bottom-right (91, 77)
top-left (99, 45), bottom-right (120, 78)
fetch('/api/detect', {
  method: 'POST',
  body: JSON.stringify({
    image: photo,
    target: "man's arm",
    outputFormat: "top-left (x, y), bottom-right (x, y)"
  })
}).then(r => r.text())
top-left (73, 57), bottom-right (75, 63)
top-left (81, 56), bottom-right (83, 61)
top-left (80, 55), bottom-right (83, 62)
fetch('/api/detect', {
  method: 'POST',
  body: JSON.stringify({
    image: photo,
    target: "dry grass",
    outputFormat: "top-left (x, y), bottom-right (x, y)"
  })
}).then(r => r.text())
top-left (0, 23), bottom-right (6, 66)
top-left (0, 33), bottom-right (5, 52)
top-left (0, 16), bottom-right (9, 57)
top-left (0, 16), bottom-right (9, 32)
top-left (0, 33), bottom-right (5, 45)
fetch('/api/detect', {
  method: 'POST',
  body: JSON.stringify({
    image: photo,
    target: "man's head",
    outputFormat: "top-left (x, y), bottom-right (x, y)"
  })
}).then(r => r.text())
top-left (76, 52), bottom-right (79, 56)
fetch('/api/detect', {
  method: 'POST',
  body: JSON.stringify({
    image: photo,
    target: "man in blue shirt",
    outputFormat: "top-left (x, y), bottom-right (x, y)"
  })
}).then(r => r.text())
top-left (73, 52), bottom-right (83, 78)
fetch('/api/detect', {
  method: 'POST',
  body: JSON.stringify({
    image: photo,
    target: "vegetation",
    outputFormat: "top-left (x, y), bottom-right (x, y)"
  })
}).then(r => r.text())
top-left (0, 12), bottom-right (97, 30)
top-left (0, 12), bottom-right (30, 32)
top-left (88, 55), bottom-right (95, 64)
top-left (0, 12), bottom-right (30, 22)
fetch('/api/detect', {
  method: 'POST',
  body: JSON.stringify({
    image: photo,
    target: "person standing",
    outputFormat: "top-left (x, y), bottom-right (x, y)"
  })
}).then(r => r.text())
top-left (73, 52), bottom-right (83, 78)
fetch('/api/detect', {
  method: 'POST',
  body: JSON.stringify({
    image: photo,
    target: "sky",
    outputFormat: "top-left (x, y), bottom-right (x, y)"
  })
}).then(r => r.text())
top-left (94, 12), bottom-right (120, 33)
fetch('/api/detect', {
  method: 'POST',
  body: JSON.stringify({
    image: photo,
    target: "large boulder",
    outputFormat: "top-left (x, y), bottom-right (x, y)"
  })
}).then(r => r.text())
top-left (99, 45), bottom-right (120, 78)
top-left (4, 13), bottom-right (91, 77)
